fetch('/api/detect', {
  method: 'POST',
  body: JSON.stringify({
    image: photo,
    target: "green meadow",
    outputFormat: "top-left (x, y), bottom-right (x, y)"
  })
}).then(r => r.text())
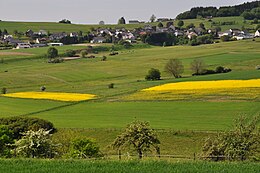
top-left (0, 37), bottom-right (260, 158)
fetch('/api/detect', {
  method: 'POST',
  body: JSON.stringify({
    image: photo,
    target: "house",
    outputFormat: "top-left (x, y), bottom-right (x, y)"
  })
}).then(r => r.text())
top-left (48, 43), bottom-right (63, 46)
top-left (49, 32), bottom-right (67, 40)
top-left (157, 18), bottom-right (171, 22)
top-left (38, 30), bottom-right (48, 36)
top-left (26, 30), bottom-right (34, 37)
top-left (3, 35), bottom-right (13, 40)
top-left (31, 43), bottom-right (47, 48)
top-left (35, 38), bottom-right (48, 44)
top-left (16, 43), bottom-right (31, 49)
top-left (174, 30), bottom-right (184, 37)
top-left (90, 37), bottom-right (106, 43)
top-left (218, 30), bottom-right (232, 37)
top-left (255, 30), bottom-right (260, 37)
top-left (70, 32), bottom-right (78, 37)
top-left (187, 32), bottom-right (198, 39)
top-left (129, 20), bottom-right (140, 24)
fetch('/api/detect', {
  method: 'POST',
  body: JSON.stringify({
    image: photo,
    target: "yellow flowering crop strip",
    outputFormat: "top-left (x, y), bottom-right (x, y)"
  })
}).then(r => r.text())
top-left (143, 79), bottom-right (260, 91)
top-left (1, 92), bottom-right (96, 102)
top-left (125, 79), bottom-right (260, 101)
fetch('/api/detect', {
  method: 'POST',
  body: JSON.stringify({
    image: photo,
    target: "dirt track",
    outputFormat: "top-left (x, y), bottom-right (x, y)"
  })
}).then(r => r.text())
top-left (0, 52), bottom-right (34, 56)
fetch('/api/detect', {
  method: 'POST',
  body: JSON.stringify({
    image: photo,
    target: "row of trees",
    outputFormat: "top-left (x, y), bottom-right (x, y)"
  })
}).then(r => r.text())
top-left (1, 116), bottom-right (259, 161)
top-left (176, 1), bottom-right (260, 19)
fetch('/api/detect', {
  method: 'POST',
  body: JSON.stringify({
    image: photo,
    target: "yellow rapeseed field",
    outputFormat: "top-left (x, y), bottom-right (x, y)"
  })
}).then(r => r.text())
top-left (143, 79), bottom-right (260, 91)
top-left (125, 79), bottom-right (260, 101)
top-left (1, 92), bottom-right (96, 102)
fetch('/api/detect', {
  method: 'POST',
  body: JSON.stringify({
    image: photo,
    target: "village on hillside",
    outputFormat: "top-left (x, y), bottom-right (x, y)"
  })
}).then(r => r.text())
top-left (1, 17), bottom-right (260, 49)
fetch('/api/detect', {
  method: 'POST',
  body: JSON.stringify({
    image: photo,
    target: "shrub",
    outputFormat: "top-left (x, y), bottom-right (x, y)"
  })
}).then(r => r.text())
top-left (47, 47), bottom-right (58, 59)
top-left (64, 50), bottom-right (76, 57)
top-left (202, 116), bottom-right (260, 161)
top-left (0, 117), bottom-right (56, 139)
top-left (101, 56), bottom-right (107, 61)
top-left (108, 83), bottom-right (114, 89)
top-left (1, 87), bottom-right (7, 94)
top-left (69, 138), bottom-right (102, 159)
top-left (80, 50), bottom-right (88, 58)
top-left (0, 126), bottom-right (14, 157)
top-left (15, 129), bottom-right (56, 158)
top-left (48, 58), bottom-right (64, 63)
top-left (145, 68), bottom-right (161, 81)
top-left (220, 35), bottom-right (232, 42)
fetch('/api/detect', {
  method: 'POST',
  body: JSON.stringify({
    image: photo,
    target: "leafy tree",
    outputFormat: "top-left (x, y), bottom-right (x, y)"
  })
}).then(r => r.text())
top-left (118, 17), bottom-right (126, 24)
top-left (186, 23), bottom-right (195, 29)
top-left (190, 58), bottom-right (206, 75)
top-left (1, 87), bottom-right (7, 94)
top-left (150, 14), bottom-right (156, 23)
top-left (64, 50), bottom-right (76, 57)
top-left (112, 120), bottom-right (160, 159)
top-left (177, 20), bottom-right (184, 28)
top-left (220, 35), bottom-right (232, 42)
top-left (0, 116), bottom-right (55, 139)
top-left (47, 47), bottom-right (58, 59)
top-left (199, 22), bottom-right (206, 30)
top-left (158, 22), bottom-right (163, 28)
top-left (59, 19), bottom-right (71, 24)
top-left (99, 21), bottom-right (105, 25)
top-left (145, 68), bottom-right (161, 81)
top-left (3, 29), bottom-right (8, 35)
top-left (80, 50), bottom-right (88, 58)
top-left (69, 138), bottom-right (102, 159)
top-left (15, 129), bottom-right (56, 158)
top-left (165, 59), bottom-right (184, 78)
top-left (0, 126), bottom-right (14, 157)
top-left (202, 116), bottom-right (260, 161)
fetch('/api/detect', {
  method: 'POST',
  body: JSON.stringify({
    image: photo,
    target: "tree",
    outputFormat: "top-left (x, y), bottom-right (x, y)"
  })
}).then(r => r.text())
top-left (157, 22), bottom-right (163, 28)
top-left (59, 19), bottom-right (71, 24)
top-left (186, 23), bottom-right (195, 29)
top-left (112, 120), bottom-right (160, 159)
top-left (202, 116), bottom-right (260, 161)
top-left (177, 20), bottom-right (184, 28)
top-left (80, 50), bottom-right (88, 58)
top-left (69, 138), bottom-right (102, 159)
top-left (0, 126), bottom-right (14, 157)
top-left (99, 21), bottom-right (105, 25)
top-left (47, 47), bottom-right (58, 59)
top-left (190, 58), bottom-right (206, 75)
top-left (145, 68), bottom-right (161, 81)
top-left (3, 29), bottom-right (8, 36)
top-left (15, 129), bottom-right (56, 158)
top-left (150, 14), bottom-right (156, 23)
top-left (165, 59), bottom-right (184, 78)
top-left (0, 29), bottom-right (2, 37)
top-left (199, 22), bottom-right (206, 30)
top-left (118, 17), bottom-right (126, 24)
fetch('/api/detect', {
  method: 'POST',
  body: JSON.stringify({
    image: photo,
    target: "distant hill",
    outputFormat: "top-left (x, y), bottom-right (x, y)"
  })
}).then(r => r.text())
top-left (176, 1), bottom-right (260, 20)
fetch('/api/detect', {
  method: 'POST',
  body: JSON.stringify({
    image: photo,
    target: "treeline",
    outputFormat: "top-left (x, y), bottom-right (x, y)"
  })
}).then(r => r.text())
top-left (176, 1), bottom-right (260, 19)
top-left (141, 33), bottom-right (214, 47)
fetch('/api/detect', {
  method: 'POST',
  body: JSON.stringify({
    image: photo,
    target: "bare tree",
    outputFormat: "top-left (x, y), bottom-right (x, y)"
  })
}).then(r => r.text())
top-left (190, 58), bottom-right (206, 75)
top-left (165, 59), bottom-right (184, 78)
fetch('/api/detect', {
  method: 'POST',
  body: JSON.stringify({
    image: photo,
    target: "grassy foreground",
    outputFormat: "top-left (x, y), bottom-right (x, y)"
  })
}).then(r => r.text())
top-left (0, 159), bottom-right (259, 173)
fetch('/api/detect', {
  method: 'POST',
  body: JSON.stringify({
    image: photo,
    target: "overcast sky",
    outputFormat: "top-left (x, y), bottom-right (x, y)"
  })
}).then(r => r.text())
top-left (0, 0), bottom-right (253, 24)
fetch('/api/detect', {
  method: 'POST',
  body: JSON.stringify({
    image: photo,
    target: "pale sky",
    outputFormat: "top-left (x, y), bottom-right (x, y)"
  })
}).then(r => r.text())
top-left (0, 0), bottom-right (253, 24)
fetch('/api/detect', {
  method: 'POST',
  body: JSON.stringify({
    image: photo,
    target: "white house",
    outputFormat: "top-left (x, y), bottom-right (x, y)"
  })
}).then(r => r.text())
top-left (48, 43), bottom-right (63, 46)
top-left (90, 37), bottom-right (106, 43)
top-left (255, 30), bottom-right (260, 37)
top-left (16, 43), bottom-right (31, 49)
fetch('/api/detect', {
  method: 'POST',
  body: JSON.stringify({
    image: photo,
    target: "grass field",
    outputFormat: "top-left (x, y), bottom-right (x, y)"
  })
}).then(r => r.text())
top-left (0, 37), bottom-right (260, 160)
top-left (0, 159), bottom-right (259, 173)
top-left (0, 16), bottom-right (257, 35)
